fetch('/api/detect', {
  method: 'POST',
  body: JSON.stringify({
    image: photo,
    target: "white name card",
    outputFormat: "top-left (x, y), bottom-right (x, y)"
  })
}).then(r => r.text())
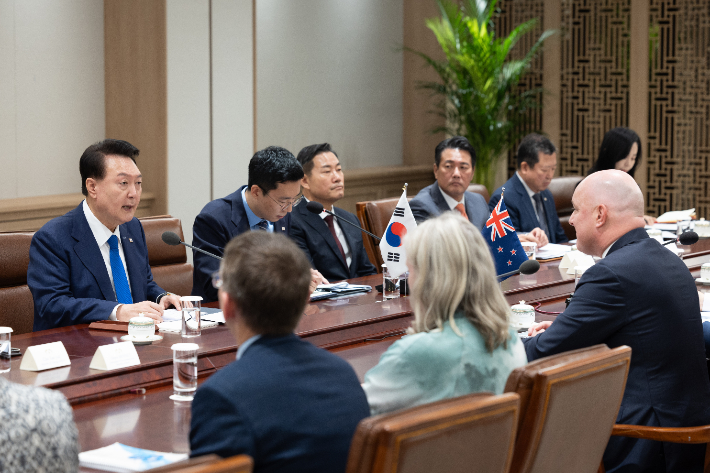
top-left (20, 341), bottom-right (71, 372)
top-left (90, 341), bottom-right (141, 371)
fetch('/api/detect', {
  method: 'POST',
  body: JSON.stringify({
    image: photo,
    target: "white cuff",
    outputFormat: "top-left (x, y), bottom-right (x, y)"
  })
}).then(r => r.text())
top-left (110, 304), bottom-right (121, 321)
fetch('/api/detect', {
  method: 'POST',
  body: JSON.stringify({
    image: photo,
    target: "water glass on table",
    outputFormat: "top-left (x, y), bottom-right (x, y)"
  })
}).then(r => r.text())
top-left (382, 264), bottom-right (400, 300)
top-left (170, 343), bottom-right (199, 401)
top-left (180, 296), bottom-right (202, 338)
top-left (521, 242), bottom-right (537, 260)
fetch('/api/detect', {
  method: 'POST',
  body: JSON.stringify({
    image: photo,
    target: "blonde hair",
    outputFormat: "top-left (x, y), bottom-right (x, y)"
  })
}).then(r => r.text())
top-left (405, 212), bottom-right (511, 352)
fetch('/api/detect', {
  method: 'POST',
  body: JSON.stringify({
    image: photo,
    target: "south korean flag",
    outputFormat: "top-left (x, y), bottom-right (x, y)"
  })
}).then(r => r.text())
top-left (379, 185), bottom-right (417, 278)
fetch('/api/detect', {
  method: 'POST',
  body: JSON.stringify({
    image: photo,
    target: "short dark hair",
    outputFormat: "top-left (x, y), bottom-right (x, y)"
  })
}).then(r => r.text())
top-left (434, 136), bottom-right (477, 167)
top-left (516, 134), bottom-right (557, 170)
top-left (588, 127), bottom-right (642, 178)
top-left (80, 139), bottom-right (139, 196)
top-left (220, 232), bottom-right (311, 335)
top-left (297, 143), bottom-right (339, 175)
top-left (247, 146), bottom-right (304, 193)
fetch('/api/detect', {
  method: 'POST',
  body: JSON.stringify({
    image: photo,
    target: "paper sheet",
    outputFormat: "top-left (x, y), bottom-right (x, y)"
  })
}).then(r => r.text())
top-left (535, 243), bottom-right (573, 260)
top-left (79, 443), bottom-right (188, 473)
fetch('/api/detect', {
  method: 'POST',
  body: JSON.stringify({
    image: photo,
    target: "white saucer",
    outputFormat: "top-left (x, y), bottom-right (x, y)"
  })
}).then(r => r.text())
top-left (120, 334), bottom-right (163, 345)
top-left (695, 277), bottom-right (710, 286)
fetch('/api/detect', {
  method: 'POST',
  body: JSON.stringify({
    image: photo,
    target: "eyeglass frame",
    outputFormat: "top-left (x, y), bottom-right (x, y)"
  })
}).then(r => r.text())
top-left (260, 187), bottom-right (303, 211)
top-left (211, 271), bottom-right (223, 290)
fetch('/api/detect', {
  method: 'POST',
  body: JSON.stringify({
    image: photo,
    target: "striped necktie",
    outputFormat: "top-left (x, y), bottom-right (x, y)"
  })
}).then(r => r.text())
top-left (108, 235), bottom-right (133, 304)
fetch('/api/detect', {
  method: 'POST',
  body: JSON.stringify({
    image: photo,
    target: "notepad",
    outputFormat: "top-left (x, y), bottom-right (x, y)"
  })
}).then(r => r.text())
top-left (79, 443), bottom-right (188, 472)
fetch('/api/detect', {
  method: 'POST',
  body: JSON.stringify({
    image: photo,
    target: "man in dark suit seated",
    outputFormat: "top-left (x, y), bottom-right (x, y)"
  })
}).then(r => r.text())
top-left (410, 136), bottom-right (490, 229)
top-left (489, 134), bottom-right (567, 244)
top-left (191, 146), bottom-right (326, 302)
top-left (28, 139), bottom-right (182, 331)
top-left (189, 231), bottom-right (370, 472)
top-left (524, 170), bottom-right (710, 472)
top-left (290, 143), bottom-right (377, 281)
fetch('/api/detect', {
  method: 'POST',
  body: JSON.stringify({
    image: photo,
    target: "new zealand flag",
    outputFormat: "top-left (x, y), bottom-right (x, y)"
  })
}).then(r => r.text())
top-left (481, 195), bottom-right (528, 279)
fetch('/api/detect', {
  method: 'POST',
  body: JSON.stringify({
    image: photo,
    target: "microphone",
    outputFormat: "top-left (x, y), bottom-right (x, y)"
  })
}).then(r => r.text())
top-left (306, 201), bottom-right (382, 241)
top-left (161, 231), bottom-right (223, 261)
top-left (497, 259), bottom-right (541, 281)
top-left (663, 231), bottom-right (699, 246)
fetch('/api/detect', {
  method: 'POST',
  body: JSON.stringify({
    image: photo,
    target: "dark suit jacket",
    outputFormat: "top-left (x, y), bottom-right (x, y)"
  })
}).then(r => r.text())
top-left (28, 203), bottom-right (164, 331)
top-left (289, 201), bottom-right (377, 281)
top-left (410, 183), bottom-right (489, 230)
top-left (489, 174), bottom-right (568, 243)
top-left (190, 334), bottom-right (370, 473)
top-left (524, 228), bottom-right (710, 472)
top-left (191, 185), bottom-right (291, 302)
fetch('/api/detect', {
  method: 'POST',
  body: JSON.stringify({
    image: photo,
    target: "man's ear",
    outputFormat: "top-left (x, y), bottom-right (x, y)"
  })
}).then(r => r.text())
top-left (249, 184), bottom-right (261, 198)
top-left (85, 178), bottom-right (97, 198)
top-left (433, 163), bottom-right (439, 174)
top-left (595, 204), bottom-right (608, 228)
top-left (218, 290), bottom-right (238, 322)
top-left (301, 174), bottom-right (310, 191)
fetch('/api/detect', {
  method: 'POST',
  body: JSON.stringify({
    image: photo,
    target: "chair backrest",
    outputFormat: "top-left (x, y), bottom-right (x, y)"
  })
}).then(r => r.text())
top-left (0, 232), bottom-right (35, 334)
top-left (356, 198), bottom-right (412, 272)
top-left (504, 344), bottom-right (631, 473)
top-left (547, 176), bottom-right (583, 241)
top-left (346, 392), bottom-right (520, 473)
top-left (467, 183), bottom-right (491, 203)
top-left (148, 454), bottom-right (253, 473)
top-left (139, 216), bottom-right (193, 296)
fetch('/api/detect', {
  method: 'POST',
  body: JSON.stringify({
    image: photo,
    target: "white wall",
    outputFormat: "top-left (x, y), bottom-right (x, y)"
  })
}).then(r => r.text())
top-left (0, 0), bottom-right (105, 200)
top-left (255, 0), bottom-right (404, 169)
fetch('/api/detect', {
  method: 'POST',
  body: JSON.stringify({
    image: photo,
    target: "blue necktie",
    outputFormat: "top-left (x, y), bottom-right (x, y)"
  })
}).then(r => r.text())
top-left (108, 235), bottom-right (133, 304)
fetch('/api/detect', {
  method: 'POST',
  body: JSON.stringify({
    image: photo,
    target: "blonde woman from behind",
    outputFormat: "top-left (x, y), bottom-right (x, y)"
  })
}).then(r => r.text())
top-left (363, 212), bottom-right (527, 415)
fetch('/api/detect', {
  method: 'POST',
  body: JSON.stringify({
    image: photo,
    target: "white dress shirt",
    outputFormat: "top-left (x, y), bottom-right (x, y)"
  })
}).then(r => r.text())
top-left (437, 183), bottom-right (466, 211)
top-left (515, 172), bottom-right (543, 222)
top-left (82, 200), bottom-right (131, 320)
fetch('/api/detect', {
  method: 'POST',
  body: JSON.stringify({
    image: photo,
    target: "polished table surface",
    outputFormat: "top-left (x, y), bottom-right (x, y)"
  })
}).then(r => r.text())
top-left (9, 238), bottom-right (710, 469)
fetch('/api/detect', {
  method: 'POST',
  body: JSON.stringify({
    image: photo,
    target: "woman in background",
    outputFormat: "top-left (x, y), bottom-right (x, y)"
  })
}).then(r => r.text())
top-left (588, 127), bottom-right (655, 224)
top-left (362, 213), bottom-right (527, 415)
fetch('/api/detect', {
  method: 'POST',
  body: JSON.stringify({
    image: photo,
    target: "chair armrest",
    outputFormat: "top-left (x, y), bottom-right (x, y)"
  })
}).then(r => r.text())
top-left (612, 424), bottom-right (710, 444)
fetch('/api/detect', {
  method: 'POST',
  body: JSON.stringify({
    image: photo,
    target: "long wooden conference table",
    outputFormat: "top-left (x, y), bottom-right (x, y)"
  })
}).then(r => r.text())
top-left (5, 238), bottom-right (710, 471)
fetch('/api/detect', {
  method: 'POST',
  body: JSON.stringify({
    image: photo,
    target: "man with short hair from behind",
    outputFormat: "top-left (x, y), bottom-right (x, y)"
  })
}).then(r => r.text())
top-left (28, 139), bottom-right (182, 331)
top-left (189, 232), bottom-right (369, 473)
top-left (524, 170), bottom-right (710, 472)
top-left (489, 133), bottom-right (567, 244)
top-left (191, 146), bottom-right (326, 303)
top-left (290, 143), bottom-right (377, 281)
top-left (411, 136), bottom-right (546, 247)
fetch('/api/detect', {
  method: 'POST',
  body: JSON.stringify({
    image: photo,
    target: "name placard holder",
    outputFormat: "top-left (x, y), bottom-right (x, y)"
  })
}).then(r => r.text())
top-left (89, 341), bottom-right (141, 371)
top-left (20, 341), bottom-right (71, 371)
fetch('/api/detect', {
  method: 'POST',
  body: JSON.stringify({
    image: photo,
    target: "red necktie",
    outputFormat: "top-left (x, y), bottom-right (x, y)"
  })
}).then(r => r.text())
top-left (324, 215), bottom-right (347, 265)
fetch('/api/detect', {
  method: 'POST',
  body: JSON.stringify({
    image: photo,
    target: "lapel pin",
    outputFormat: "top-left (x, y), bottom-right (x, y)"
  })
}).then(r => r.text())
top-left (129, 238), bottom-right (133, 243)
top-left (282, 227), bottom-right (285, 231)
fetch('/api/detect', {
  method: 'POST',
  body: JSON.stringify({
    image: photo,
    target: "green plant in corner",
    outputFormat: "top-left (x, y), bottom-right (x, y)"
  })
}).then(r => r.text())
top-left (411, 0), bottom-right (554, 193)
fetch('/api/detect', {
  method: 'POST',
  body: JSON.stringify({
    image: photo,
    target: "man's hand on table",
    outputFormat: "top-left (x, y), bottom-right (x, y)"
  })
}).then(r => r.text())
top-left (520, 228), bottom-right (548, 248)
top-left (160, 294), bottom-right (183, 311)
top-left (117, 301), bottom-right (165, 323)
top-left (527, 320), bottom-right (552, 337)
top-left (310, 269), bottom-right (329, 295)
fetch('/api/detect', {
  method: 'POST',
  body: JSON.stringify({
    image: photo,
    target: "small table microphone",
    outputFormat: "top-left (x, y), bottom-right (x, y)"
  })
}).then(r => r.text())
top-left (162, 231), bottom-right (223, 260)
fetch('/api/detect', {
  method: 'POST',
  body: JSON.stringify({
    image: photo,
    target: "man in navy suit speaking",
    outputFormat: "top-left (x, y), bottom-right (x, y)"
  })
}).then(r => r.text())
top-left (489, 134), bottom-right (567, 244)
top-left (28, 139), bottom-right (182, 331)
top-left (290, 143), bottom-right (377, 282)
top-left (189, 231), bottom-right (369, 472)
top-left (524, 170), bottom-right (710, 472)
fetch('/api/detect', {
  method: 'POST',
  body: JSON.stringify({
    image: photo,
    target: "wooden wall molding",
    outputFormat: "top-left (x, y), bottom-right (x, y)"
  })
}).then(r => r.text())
top-left (338, 165), bottom-right (435, 214)
top-left (0, 193), bottom-right (155, 232)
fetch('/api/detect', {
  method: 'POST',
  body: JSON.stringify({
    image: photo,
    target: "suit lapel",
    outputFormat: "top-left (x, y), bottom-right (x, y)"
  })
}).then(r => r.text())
top-left (299, 204), bottom-right (348, 271)
top-left (512, 176), bottom-right (537, 226)
top-left (231, 186), bottom-right (252, 235)
top-left (121, 224), bottom-right (146, 302)
top-left (71, 206), bottom-right (117, 302)
top-left (430, 185), bottom-right (451, 214)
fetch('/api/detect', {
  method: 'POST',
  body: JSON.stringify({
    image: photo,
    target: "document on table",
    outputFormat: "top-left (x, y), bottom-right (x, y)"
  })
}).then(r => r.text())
top-left (163, 308), bottom-right (225, 323)
top-left (310, 282), bottom-right (372, 301)
top-left (536, 243), bottom-right (573, 261)
top-left (79, 442), bottom-right (188, 472)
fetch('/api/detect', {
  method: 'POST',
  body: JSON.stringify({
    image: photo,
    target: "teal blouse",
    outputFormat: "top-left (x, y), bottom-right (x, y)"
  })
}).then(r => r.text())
top-left (362, 314), bottom-right (527, 415)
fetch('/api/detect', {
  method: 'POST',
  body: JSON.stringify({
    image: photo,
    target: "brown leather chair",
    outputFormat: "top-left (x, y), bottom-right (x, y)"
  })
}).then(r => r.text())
top-left (0, 232), bottom-right (35, 334)
top-left (356, 198), bottom-right (413, 272)
top-left (467, 183), bottom-right (491, 203)
top-left (504, 344), bottom-right (631, 473)
top-left (547, 176), bottom-right (583, 241)
top-left (147, 454), bottom-right (253, 472)
top-left (345, 392), bottom-right (520, 473)
top-left (139, 216), bottom-right (193, 297)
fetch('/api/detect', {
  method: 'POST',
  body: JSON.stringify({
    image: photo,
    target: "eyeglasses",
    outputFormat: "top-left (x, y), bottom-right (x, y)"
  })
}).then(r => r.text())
top-left (263, 191), bottom-right (303, 211)
top-left (211, 271), bottom-right (223, 289)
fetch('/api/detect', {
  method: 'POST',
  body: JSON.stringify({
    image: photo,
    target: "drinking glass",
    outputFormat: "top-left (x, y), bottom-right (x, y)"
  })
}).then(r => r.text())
top-left (180, 296), bottom-right (202, 338)
top-left (170, 343), bottom-right (199, 401)
top-left (382, 264), bottom-right (399, 299)
top-left (0, 327), bottom-right (11, 373)
top-left (521, 242), bottom-right (537, 260)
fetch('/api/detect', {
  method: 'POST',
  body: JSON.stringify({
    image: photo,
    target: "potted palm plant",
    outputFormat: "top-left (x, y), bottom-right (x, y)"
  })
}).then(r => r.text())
top-left (411, 0), bottom-right (554, 193)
